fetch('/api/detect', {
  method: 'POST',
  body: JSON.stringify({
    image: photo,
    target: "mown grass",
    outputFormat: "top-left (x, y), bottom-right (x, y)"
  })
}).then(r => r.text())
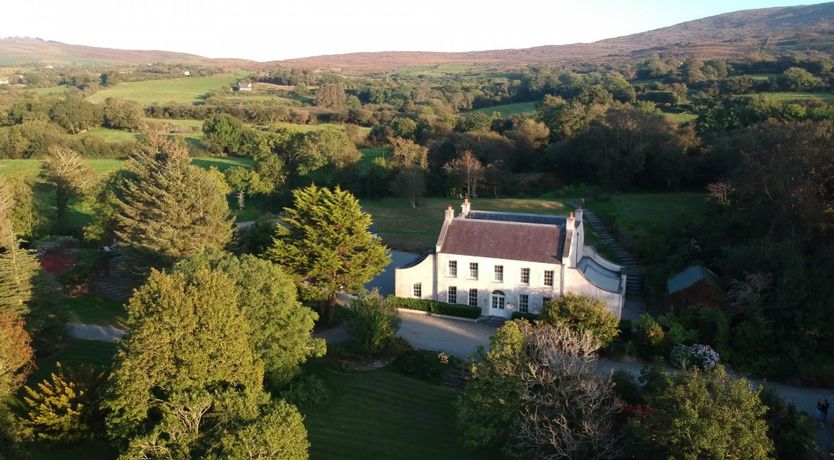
top-left (27, 339), bottom-right (118, 385)
top-left (585, 193), bottom-right (708, 242)
top-left (303, 360), bottom-right (502, 460)
top-left (764, 91), bottom-right (834, 103)
top-left (87, 74), bottom-right (242, 105)
top-left (70, 127), bottom-right (139, 143)
top-left (64, 294), bottom-right (127, 327)
top-left (360, 197), bottom-right (570, 251)
top-left (470, 101), bottom-right (538, 118)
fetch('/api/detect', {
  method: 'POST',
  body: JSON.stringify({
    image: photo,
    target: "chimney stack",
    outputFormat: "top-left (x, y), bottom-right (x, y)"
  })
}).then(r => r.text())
top-left (445, 205), bottom-right (455, 222)
top-left (575, 205), bottom-right (583, 223)
top-left (461, 197), bottom-right (471, 218)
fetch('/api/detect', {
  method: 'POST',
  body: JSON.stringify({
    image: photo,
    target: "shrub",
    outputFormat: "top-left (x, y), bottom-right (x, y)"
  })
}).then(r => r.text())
top-left (346, 292), bottom-right (401, 356)
top-left (541, 293), bottom-right (619, 346)
top-left (385, 295), bottom-right (481, 319)
top-left (281, 375), bottom-right (329, 409)
top-left (511, 311), bottom-right (539, 321)
top-left (612, 370), bottom-right (642, 405)
top-left (759, 386), bottom-right (819, 460)
top-left (394, 350), bottom-right (457, 384)
top-left (634, 314), bottom-right (665, 359)
top-left (20, 363), bottom-right (106, 443)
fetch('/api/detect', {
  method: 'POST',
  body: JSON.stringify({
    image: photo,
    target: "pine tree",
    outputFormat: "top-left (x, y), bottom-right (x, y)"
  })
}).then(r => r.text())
top-left (0, 181), bottom-right (40, 317)
top-left (113, 136), bottom-right (233, 265)
top-left (267, 185), bottom-right (390, 323)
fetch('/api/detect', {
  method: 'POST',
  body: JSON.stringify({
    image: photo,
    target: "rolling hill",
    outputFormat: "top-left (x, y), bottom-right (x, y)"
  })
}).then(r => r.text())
top-left (2, 2), bottom-right (833, 71)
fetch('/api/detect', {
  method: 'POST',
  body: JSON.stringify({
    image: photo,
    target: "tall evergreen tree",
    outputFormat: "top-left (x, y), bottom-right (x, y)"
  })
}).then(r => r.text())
top-left (268, 185), bottom-right (390, 323)
top-left (113, 136), bottom-right (233, 265)
top-left (0, 181), bottom-right (40, 317)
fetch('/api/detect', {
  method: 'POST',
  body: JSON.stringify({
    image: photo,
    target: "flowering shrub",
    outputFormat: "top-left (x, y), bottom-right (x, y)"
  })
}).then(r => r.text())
top-left (670, 344), bottom-right (720, 369)
top-left (437, 352), bottom-right (449, 365)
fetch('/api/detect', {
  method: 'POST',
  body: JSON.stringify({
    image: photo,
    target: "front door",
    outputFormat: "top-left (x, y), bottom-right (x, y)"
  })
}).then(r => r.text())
top-left (490, 291), bottom-right (509, 318)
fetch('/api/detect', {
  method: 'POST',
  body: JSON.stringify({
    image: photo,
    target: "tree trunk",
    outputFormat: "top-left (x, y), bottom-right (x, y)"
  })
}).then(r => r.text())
top-left (323, 291), bottom-right (338, 324)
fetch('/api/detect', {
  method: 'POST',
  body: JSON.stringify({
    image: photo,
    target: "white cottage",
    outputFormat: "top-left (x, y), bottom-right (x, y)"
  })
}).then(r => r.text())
top-left (394, 199), bottom-right (626, 319)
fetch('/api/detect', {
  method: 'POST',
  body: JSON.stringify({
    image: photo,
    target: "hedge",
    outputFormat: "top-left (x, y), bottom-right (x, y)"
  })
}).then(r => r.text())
top-left (386, 296), bottom-right (482, 319)
top-left (511, 312), bottom-right (540, 321)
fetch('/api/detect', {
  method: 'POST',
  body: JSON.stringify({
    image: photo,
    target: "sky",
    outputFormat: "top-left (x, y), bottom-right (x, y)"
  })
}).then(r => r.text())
top-left (1, 0), bottom-right (829, 61)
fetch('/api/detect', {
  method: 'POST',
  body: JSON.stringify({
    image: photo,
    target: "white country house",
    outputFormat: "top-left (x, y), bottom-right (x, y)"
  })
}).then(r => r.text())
top-left (394, 199), bottom-right (626, 319)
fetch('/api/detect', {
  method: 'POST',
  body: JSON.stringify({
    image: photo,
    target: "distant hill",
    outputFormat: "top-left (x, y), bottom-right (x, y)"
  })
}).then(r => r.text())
top-left (2, 2), bottom-right (834, 71)
top-left (277, 2), bottom-right (834, 72)
top-left (0, 37), bottom-right (246, 66)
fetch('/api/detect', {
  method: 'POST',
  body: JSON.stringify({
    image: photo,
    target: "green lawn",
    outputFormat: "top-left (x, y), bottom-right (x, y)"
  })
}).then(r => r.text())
top-left (361, 197), bottom-right (570, 251)
top-left (27, 339), bottom-right (118, 385)
top-left (87, 74), bottom-right (242, 105)
top-left (470, 101), bottom-right (538, 118)
top-left (144, 117), bottom-right (203, 129)
top-left (585, 193), bottom-right (708, 242)
top-left (304, 360), bottom-right (502, 460)
top-left (24, 85), bottom-right (70, 96)
top-left (65, 294), bottom-right (127, 327)
top-left (394, 64), bottom-right (478, 76)
top-left (71, 127), bottom-right (139, 143)
top-left (0, 158), bottom-right (125, 180)
top-left (662, 111), bottom-right (697, 124)
top-left (764, 92), bottom-right (834, 103)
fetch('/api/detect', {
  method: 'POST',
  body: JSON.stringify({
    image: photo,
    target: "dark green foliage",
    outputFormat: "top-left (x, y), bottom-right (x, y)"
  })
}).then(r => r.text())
top-left (267, 185), bottom-right (390, 323)
top-left (759, 387), bottom-right (819, 460)
top-left (345, 292), bottom-right (401, 356)
top-left (385, 295), bottom-right (481, 319)
top-left (174, 250), bottom-right (325, 388)
top-left (611, 370), bottom-right (642, 405)
top-left (393, 350), bottom-right (456, 385)
top-left (111, 136), bottom-right (233, 265)
top-left (628, 366), bottom-right (773, 459)
top-left (101, 98), bottom-right (143, 130)
top-left (280, 374), bottom-right (330, 409)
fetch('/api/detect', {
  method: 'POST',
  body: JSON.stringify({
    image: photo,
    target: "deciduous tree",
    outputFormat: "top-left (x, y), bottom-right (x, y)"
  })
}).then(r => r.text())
top-left (541, 293), bottom-right (620, 347)
top-left (0, 311), bottom-right (34, 399)
top-left (443, 150), bottom-right (484, 198)
top-left (40, 146), bottom-right (93, 231)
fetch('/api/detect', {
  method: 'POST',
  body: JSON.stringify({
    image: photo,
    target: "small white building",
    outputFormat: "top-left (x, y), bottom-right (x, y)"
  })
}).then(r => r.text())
top-left (234, 81), bottom-right (254, 91)
top-left (394, 199), bottom-right (626, 319)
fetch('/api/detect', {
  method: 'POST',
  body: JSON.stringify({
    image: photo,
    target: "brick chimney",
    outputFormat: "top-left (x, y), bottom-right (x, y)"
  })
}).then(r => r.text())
top-left (445, 205), bottom-right (455, 222)
top-left (461, 197), bottom-right (471, 218)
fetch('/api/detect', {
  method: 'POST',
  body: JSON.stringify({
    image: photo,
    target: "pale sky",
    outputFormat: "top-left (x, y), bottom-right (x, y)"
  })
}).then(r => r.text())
top-left (1, 0), bottom-right (829, 61)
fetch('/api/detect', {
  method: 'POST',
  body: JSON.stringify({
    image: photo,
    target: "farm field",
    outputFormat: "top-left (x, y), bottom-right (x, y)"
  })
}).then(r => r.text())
top-left (470, 101), bottom-right (538, 118)
top-left (71, 127), bottom-right (139, 143)
top-left (303, 360), bottom-right (502, 460)
top-left (394, 64), bottom-right (478, 76)
top-left (662, 111), bottom-right (697, 124)
top-left (763, 91), bottom-right (834, 103)
top-left (360, 197), bottom-right (570, 251)
top-left (86, 74), bottom-right (242, 105)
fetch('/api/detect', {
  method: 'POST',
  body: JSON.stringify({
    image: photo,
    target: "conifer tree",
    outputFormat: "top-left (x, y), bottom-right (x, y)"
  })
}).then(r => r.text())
top-left (268, 185), bottom-right (390, 323)
top-left (0, 181), bottom-right (40, 317)
top-left (113, 136), bottom-right (233, 265)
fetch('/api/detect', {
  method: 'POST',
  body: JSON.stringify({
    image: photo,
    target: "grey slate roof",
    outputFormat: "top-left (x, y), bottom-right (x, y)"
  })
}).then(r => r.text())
top-left (439, 218), bottom-right (564, 264)
top-left (578, 257), bottom-right (623, 293)
top-left (667, 265), bottom-right (720, 294)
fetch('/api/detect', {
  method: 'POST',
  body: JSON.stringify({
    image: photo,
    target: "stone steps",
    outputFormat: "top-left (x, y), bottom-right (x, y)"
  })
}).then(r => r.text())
top-left (479, 316), bottom-right (508, 328)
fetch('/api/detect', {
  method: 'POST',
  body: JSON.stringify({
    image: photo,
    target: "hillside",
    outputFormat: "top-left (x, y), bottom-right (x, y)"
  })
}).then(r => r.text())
top-left (2, 2), bottom-right (834, 70)
top-left (277, 2), bottom-right (834, 72)
top-left (0, 37), bottom-right (247, 66)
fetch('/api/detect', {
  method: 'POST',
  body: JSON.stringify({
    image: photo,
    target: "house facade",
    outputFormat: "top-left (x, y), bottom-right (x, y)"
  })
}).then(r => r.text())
top-left (394, 199), bottom-right (626, 319)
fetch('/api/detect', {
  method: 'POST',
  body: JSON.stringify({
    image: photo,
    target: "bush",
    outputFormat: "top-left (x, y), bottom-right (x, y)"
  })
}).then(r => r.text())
top-left (541, 293), bottom-right (619, 347)
top-left (394, 350), bottom-right (457, 384)
top-left (669, 344), bottom-right (720, 369)
top-left (385, 295), bottom-right (481, 319)
top-left (759, 387), bottom-right (819, 460)
top-left (612, 370), bottom-right (642, 405)
top-left (346, 292), bottom-right (401, 356)
top-left (281, 375), bottom-right (329, 409)
top-left (511, 312), bottom-right (539, 321)
top-left (634, 314), bottom-right (665, 359)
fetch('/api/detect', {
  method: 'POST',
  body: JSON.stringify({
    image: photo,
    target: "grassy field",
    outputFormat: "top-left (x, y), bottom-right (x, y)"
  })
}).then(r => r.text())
top-left (71, 127), bottom-right (139, 143)
top-left (0, 158), bottom-right (125, 180)
top-left (662, 111), bottom-right (697, 124)
top-left (470, 101), bottom-right (538, 118)
top-left (304, 360), bottom-right (501, 460)
top-left (585, 193), bottom-right (708, 242)
top-left (764, 92), bottom-right (834, 103)
top-left (361, 197), bottom-right (570, 251)
top-left (394, 64), bottom-right (478, 76)
top-left (65, 294), bottom-right (127, 327)
top-left (87, 74), bottom-right (241, 105)
top-left (24, 85), bottom-right (70, 96)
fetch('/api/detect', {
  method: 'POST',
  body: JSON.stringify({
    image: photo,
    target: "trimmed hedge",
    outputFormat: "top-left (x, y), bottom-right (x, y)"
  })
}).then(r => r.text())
top-left (386, 296), bottom-right (481, 319)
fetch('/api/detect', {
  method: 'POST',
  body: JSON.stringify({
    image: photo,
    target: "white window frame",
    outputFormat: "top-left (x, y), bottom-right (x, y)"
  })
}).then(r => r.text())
top-left (469, 262), bottom-right (479, 279)
top-left (491, 290), bottom-right (506, 310)
top-left (468, 288), bottom-right (478, 307)
top-left (448, 260), bottom-right (457, 277)
top-left (413, 283), bottom-right (422, 298)
top-left (519, 294), bottom-right (529, 313)
top-left (544, 270), bottom-right (554, 287)
top-left (494, 265), bottom-right (504, 282)
top-left (448, 286), bottom-right (457, 304)
top-left (520, 267), bottom-right (530, 285)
